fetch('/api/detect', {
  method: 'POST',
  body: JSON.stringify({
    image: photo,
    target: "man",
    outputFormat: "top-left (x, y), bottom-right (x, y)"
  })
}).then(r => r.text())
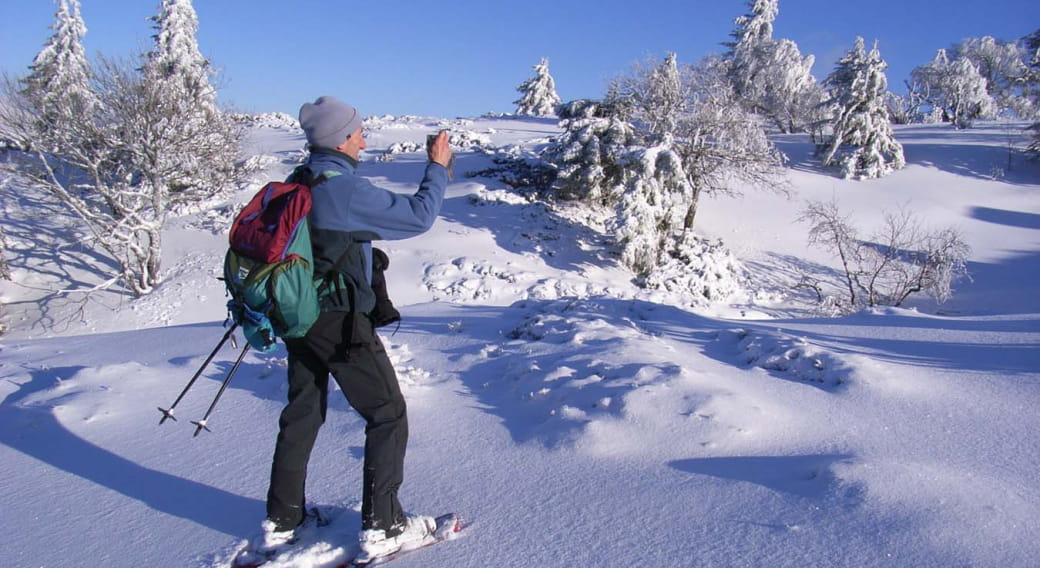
top-left (259, 95), bottom-right (452, 564)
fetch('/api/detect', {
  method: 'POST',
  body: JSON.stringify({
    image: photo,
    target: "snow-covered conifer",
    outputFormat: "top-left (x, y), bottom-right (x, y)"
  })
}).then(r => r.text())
top-left (726, 0), bottom-right (778, 51)
top-left (21, 0), bottom-right (93, 117)
top-left (725, 0), bottom-right (780, 97)
top-left (821, 38), bottom-right (905, 180)
top-left (643, 53), bottom-right (686, 137)
top-left (514, 58), bottom-right (562, 117)
top-left (545, 115), bottom-right (639, 203)
top-left (615, 141), bottom-right (688, 273)
top-left (724, 0), bottom-right (820, 132)
top-left (141, 0), bottom-right (239, 197)
top-left (145, 0), bottom-right (218, 114)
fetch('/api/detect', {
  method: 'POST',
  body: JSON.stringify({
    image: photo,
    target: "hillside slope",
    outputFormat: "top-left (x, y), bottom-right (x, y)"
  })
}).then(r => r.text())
top-left (1, 117), bottom-right (1038, 567)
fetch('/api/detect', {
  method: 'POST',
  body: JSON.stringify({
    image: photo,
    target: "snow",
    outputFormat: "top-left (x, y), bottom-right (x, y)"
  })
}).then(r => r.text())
top-left (2, 116), bottom-right (1040, 568)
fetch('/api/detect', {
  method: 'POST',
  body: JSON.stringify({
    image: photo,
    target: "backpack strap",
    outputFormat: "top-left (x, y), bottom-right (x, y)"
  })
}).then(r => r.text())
top-left (296, 165), bottom-right (361, 336)
top-left (302, 165), bottom-right (352, 298)
top-left (288, 165), bottom-right (337, 188)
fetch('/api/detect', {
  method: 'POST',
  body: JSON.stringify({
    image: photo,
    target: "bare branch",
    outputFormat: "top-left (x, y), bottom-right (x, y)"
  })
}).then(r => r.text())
top-left (1, 54), bottom-right (243, 298)
top-left (799, 200), bottom-right (971, 313)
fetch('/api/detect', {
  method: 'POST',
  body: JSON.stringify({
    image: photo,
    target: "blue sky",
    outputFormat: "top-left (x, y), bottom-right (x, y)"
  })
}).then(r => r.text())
top-left (2, 1), bottom-right (1038, 118)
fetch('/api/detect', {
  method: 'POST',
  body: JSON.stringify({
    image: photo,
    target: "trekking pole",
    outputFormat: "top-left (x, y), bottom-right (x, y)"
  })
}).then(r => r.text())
top-left (158, 323), bottom-right (239, 425)
top-left (191, 343), bottom-right (250, 437)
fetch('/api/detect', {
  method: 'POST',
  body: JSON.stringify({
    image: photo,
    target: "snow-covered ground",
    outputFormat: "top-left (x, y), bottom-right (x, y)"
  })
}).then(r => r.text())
top-left (1, 116), bottom-right (1038, 567)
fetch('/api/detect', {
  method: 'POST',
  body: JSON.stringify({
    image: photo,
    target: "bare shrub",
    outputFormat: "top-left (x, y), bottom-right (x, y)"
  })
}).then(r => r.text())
top-left (799, 200), bottom-right (970, 312)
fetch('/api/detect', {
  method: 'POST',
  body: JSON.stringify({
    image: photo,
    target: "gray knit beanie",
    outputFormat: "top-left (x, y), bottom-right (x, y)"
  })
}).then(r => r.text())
top-left (298, 96), bottom-right (362, 149)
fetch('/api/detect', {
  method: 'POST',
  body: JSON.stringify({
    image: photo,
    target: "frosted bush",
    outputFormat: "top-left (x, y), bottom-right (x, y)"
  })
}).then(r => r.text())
top-left (639, 233), bottom-right (746, 305)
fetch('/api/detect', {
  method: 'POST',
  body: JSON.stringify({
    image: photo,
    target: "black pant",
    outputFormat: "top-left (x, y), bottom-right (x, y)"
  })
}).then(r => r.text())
top-left (266, 311), bottom-right (408, 533)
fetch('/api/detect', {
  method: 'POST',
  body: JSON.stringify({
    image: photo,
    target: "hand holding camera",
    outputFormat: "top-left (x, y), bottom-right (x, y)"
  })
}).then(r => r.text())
top-left (427, 131), bottom-right (455, 179)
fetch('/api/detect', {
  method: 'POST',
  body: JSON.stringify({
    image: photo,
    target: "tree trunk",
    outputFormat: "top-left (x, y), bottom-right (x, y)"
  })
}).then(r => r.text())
top-left (0, 224), bottom-right (10, 281)
top-left (683, 186), bottom-right (702, 231)
top-left (146, 227), bottom-right (162, 289)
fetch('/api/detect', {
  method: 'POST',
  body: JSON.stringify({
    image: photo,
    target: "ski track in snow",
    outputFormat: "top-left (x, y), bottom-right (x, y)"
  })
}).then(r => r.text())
top-left (1, 118), bottom-right (1039, 567)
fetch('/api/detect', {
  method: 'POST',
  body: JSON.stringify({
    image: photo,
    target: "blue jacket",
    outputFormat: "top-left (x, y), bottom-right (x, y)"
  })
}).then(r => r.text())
top-left (301, 147), bottom-right (448, 314)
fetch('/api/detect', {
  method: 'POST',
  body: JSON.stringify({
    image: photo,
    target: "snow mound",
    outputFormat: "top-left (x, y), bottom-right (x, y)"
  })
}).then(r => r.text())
top-left (235, 112), bottom-right (299, 130)
top-left (452, 297), bottom-right (690, 447)
top-left (719, 328), bottom-right (854, 389)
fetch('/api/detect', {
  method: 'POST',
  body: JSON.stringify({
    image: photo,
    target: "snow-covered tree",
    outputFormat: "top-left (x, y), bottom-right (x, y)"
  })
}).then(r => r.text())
top-left (551, 54), bottom-right (782, 274)
top-left (954, 36), bottom-right (1033, 117)
top-left (610, 53), bottom-right (688, 139)
top-left (1028, 122), bottom-right (1040, 159)
top-left (615, 140), bottom-right (689, 272)
top-left (600, 53), bottom-right (786, 229)
top-left (725, 0), bottom-right (778, 50)
top-left (138, 0), bottom-right (241, 200)
top-left (145, 0), bottom-right (218, 116)
top-left (678, 56), bottom-right (787, 227)
top-left (1026, 29), bottom-right (1040, 141)
top-left (723, 0), bottom-right (821, 133)
top-left (514, 58), bottom-right (562, 117)
top-left (911, 49), bottom-right (996, 128)
top-left (820, 38), bottom-right (905, 180)
top-left (21, 0), bottom-right (94, 122)
top-left (544, 115), bottom-right (639, 203)
top-left (1025, 28), bottom-right (1040, 83)
top-left (1025, 30), bottom-right (1040, 109)
top-left (1026, 28), bottom-right (1040, 62)
top-left (763, 40), bottom-right (825, 132)
top-left (1, 52), bottom-right (243, 297)
top-left (541, 52), bottom-right (784, 278)
top-left (884, 91), bottom-right (915, 125)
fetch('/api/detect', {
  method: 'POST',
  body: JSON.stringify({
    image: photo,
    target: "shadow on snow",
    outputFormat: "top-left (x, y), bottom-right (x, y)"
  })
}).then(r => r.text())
top-left (670, 454), bottom-right (857, 500)
top-left (0, 360), bottom-right (264, 537)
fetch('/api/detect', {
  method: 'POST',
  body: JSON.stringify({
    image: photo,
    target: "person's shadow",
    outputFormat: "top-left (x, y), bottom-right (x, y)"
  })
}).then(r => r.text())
top-left (0, 364), bottom-right (264, 536)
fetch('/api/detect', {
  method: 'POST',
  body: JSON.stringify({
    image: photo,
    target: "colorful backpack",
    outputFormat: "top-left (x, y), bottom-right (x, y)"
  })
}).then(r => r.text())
top-left (223, 169), bottom-right (328, 352)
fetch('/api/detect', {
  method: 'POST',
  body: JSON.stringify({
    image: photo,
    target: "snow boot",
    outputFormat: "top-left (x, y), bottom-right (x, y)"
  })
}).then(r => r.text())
top-left (355, 514), bottom-right (436, 564)
top-left (232, 519), bottom-right (297, 567)
top-left (258, 519), bottom-right (297, 553)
